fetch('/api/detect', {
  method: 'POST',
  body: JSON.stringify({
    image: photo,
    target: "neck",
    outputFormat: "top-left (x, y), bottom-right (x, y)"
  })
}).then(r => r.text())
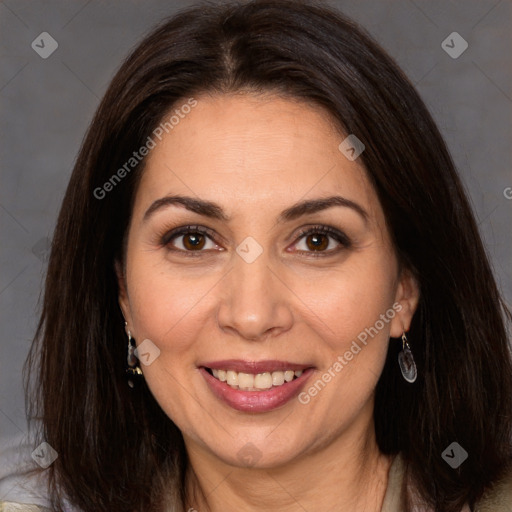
top-left (184, 419), bottom-right (393, 512)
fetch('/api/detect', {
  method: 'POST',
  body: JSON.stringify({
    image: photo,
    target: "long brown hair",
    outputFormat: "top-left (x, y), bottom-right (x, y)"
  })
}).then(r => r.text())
top-left (25, 1), bottom-right (512, 511)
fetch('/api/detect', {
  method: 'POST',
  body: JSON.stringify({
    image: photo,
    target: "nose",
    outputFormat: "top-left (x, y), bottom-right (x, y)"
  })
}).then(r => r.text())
top-left (216, 252), bottom-right (294, 341)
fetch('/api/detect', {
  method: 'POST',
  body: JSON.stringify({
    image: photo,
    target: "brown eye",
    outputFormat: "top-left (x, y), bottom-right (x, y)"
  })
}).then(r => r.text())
top-left (161, 226), bottom-right (219, 253)
top-left (305, 233), bottom-right (329, 251)
top-left (182, 233), bottom-right (206, 250)
top-left (293, 225), bottom-right (351, 256)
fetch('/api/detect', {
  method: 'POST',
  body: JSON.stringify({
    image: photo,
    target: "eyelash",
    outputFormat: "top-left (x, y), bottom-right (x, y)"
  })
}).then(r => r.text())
top-left (160, 224), bottom-right (351, 258)
top-left (294, 225), bottom-right (352, 256)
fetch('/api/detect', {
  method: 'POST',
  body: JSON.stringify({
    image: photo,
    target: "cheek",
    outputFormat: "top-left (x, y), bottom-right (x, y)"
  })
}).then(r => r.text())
top-left (291, 260), bottom-right (397, 428)
top-left (292, 253), bottom-right (398, 417)
top-left (299, 253), bottom-right (398, 349)
top-left (125, 256), bottom-right (218, 423)
top-left (125, 253), bottom-right (218, 357)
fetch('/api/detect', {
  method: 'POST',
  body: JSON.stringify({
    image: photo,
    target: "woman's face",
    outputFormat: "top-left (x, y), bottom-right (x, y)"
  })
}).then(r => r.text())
top-left (118, 93), bottom-right (418, 468)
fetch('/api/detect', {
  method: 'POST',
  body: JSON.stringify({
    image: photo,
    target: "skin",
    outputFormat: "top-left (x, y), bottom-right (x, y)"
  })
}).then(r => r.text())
top-left (117, 92), bottom-right (420, 511)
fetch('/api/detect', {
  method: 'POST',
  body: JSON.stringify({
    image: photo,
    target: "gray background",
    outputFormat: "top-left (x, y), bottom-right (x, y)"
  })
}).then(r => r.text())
top-left (1, 0), bottom-right (511, 454)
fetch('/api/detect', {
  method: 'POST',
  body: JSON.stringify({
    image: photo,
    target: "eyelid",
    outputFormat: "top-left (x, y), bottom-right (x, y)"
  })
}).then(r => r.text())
top-left (289, 224), bottom-right (352, 255)
top-left (160, 224), bottom-right (218, 246)
top-left (160, 223), bottom-right (351, 259)
top-left (157, 226), bottom-right (222, 259)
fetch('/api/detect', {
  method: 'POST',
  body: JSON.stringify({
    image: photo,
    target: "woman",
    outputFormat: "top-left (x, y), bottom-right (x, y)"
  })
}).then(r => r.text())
top-left (9, 0), bottom-right (512, 510)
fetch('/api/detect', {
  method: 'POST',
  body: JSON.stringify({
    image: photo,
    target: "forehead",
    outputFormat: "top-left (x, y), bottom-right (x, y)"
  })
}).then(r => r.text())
top-left (134, 93), bottom-right (380, 223)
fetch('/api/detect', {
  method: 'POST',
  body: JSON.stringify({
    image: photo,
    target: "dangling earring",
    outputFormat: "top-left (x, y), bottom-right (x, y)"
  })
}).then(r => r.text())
top-left (125, 321), bottom-right (143, 388)
top-left (398, 331), bottom-right (417, 383)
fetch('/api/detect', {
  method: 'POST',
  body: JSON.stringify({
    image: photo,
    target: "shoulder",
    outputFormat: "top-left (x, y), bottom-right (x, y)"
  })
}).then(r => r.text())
top-left (475, 463), bottom-right (512, 512)
top-left (0, 435), bottom-right (68, 512)
top-left (382, 453), bottom-right (512, 512)
top-left (0, 501), bottom-right (52, 511)
top-left (0, 436), bottom-right (52, 512)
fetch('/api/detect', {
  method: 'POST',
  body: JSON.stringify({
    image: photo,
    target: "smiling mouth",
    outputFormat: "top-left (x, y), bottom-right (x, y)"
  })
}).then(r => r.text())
top-left (204, 367), bottom-right (306, 391)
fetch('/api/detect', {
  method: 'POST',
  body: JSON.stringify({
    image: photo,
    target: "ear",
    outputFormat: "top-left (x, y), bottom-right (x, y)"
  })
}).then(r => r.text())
top-left (389, 267), bottom-right (420, 338)
top-left (115, 259), bottom-right (133, 330)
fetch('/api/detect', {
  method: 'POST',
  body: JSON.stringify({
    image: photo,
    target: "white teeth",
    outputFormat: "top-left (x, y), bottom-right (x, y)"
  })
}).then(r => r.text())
top-left (226, 370), bottom-right (238, 386)
top-left (272, 371), bottom-right (285, 386)
top-left (254, 373), bottom-right (273, 389)
top-left (284, 370), bottom-right (295, 382)
top-left (238, 372), bottom-right (254, 390)
top-left (209, 367), bottom-right (306, 390)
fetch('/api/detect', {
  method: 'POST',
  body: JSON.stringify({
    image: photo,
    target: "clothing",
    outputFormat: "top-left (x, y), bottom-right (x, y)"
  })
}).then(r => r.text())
top-left (381, 453), bottom-right (512, 512)
top-left (1, 439), bottom-right (511, 511)
top-left (0, 503), bottom-right (51, 511)
top-left (0, 435), bottom-right (55, 512)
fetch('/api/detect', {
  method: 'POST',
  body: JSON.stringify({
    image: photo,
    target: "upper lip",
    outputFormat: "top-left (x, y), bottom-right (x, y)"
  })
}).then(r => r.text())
top-left (200, 359), bottom-right (314, 373)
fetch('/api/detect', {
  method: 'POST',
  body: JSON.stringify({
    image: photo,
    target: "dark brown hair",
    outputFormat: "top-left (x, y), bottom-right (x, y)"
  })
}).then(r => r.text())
top-left (25, 1), bottom-right (512, 511)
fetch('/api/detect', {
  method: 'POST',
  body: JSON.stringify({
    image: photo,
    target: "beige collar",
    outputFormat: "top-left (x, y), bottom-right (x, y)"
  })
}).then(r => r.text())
top-left (381, 453), bottom-right (406, 512)
top-left (381, 453), bottom-right (512, 512)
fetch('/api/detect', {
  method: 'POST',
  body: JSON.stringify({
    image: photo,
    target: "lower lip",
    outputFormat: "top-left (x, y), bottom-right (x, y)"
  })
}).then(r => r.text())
top-left (200, 367), bottom-right (314, 413)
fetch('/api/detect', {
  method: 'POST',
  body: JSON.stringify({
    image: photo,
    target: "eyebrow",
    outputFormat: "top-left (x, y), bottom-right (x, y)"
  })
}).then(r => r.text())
top-left (143, 194), bottom-right (368, 224)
